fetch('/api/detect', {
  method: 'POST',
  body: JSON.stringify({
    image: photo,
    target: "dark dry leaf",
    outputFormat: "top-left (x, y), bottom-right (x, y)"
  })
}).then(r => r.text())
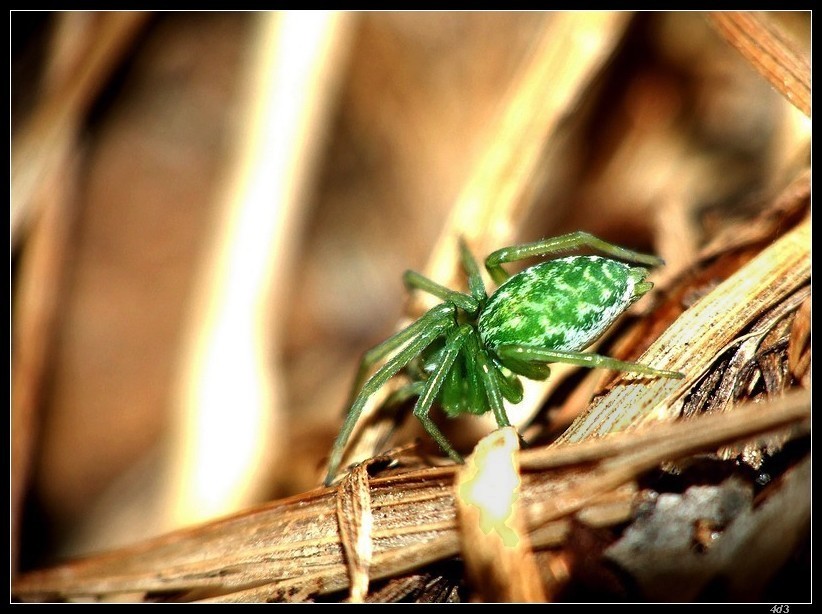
top-left (682, 284), bottom-right (810, 418)
top-left (363, 561), bottom-right (464, 603)
top-left (754, 320), bottom-right (792, 395)
top-left (605, 456), bottom-right (810, 601)
top-left (681, 285), bottom-right (809, 469)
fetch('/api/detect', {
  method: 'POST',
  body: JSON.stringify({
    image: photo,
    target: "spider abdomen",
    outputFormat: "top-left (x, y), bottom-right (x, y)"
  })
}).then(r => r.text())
top-left (477, 256), bottom-right (651, 357)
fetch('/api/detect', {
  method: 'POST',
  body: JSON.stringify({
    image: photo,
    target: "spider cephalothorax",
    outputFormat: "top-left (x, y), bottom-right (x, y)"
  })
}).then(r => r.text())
top-left (324, 232), bottom-right (683, 485)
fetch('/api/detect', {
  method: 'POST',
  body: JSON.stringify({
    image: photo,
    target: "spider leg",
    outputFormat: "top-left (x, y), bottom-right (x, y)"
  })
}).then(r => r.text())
top-left (441, 352), bottom-right (470, 416)
top-left (491, 364), bottom-right (524, 404)
top-left (460, 336), bottom-right (491, 412)
top-left (457, 238), bottom-right (487, 302)
top-left (411, 324), bottom-right (473, 464)
top-left (403, 270), bottom-right (478, 313)
top-left (368, 380), bottom-right (428, 463)
top-left (439, 339), bottom-right (524, 415)
top-left (326, 303), bottom-right (457, 485)
top-left (467, 334), bottom-right (513, 428)
top-left (490, 343), bottom-right (552, 381)
top-left (346, 301), bottom-right (458, 406)
top-left (485, 231), bottom-right (665, 285)
top-left (496, 344), bottom-right (684, 379)
top-left (383, 380), bottom-right (427, 410)
top-left (461, 332), bottom-right (523, 405)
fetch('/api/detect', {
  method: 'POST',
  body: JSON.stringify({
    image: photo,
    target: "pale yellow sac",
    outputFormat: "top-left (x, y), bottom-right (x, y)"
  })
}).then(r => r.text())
top-left (458, 427), bottom-right (522, 547)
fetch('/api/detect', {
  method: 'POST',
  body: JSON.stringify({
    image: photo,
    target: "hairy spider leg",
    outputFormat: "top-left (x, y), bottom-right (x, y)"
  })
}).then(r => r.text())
top-left (488, 357), bottom-right (524, 404)
top-left (496, 345), bottom-right (685, 379)
top-left (446, 333), bottom-right (492, 416)
top-left (496, 354), bottom-right (552, 381)
top-left (438, 333), bottom-right (523, 417)
top-left (441, 352), bottom-right (473, 416)
top-left (383, 380), bottom-right (427, 410)
top-left (457, 238), bottom-right (487, 302)
top-left (345, 297), bottom-right (459, 408)
top-left (411, 324), bottom-right (473, 464)
top-left (410, 325), bottom-right (522, 464)
top-left (401, 267), bottom-right (481, 414)
top-left (326, 303), bottom-right (457, 485)
top-left (485, 231), bottom-right (666, 285)
top-left (372, 380), bottom-right (428, 454)
top-left (472, 339), bottom-right (512, 429)
top-left (403, 270), bottom-right (479, 313)
top-left (403, 239), bottom-right (488, 311)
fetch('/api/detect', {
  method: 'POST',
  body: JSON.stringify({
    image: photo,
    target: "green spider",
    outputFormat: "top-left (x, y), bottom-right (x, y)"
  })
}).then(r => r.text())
top-left (324, 232), bottom-right (684, 485)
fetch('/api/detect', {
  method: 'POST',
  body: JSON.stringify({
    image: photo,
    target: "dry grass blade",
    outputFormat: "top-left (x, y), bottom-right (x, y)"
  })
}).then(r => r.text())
top-left (12, 390), bottom-right (808, 603)
top-left (557, 210), bottom-right (809, 443)
top-left (523, 390), bottom-right (809, 533)
top-left (11, 159), bottom-right (78, 573)
top-left (708, 12), bottom-right (810, 117)
top-left (528, 390), bottom-right (807, 472)
top-left (165, 9), bottom-right (354, 531)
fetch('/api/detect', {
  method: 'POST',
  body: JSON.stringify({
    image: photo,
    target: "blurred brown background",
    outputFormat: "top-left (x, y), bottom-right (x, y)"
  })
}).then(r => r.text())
top-left (10, 11), bottom-right (810, 576)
